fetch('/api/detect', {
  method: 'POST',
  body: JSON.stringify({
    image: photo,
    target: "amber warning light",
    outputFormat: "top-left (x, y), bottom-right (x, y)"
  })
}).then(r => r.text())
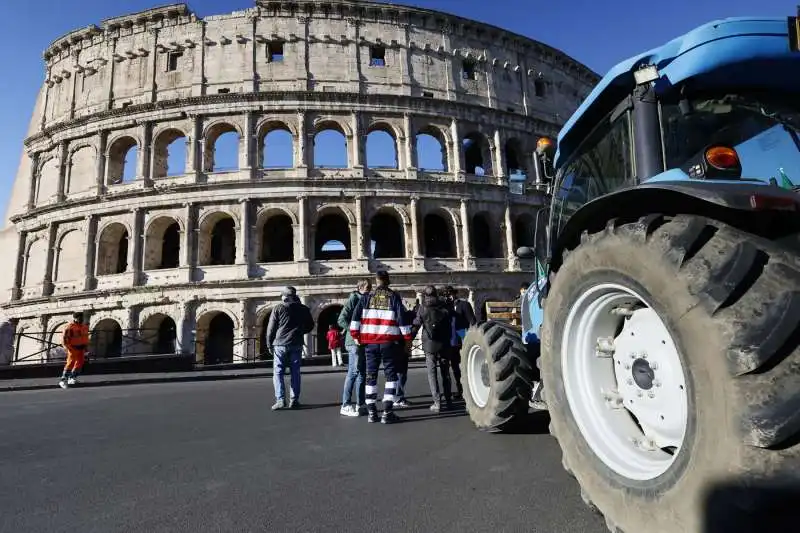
top-left (536, 137), bottom-right (554, 155)
top-left (704, 146), bottom-right (740, 170)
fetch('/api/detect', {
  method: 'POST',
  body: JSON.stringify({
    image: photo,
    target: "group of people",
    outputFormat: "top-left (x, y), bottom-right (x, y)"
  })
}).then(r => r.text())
top-left (266, 270), bottom-right (477, 424)
top-left (337, 272), bottom-right (477, 423)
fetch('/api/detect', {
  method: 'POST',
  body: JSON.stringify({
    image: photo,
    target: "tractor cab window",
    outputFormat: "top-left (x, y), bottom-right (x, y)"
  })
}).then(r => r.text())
top-left (660, 93), bottom-right (800, 185)
top-left (552, 110), bottom-right (635, 234)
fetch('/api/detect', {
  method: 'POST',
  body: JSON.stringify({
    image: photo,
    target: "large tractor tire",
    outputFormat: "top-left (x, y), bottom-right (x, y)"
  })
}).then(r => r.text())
top-left (540, 214), bottom-right (800, 533)
top-left (461, 321), bottom-right (535, 431)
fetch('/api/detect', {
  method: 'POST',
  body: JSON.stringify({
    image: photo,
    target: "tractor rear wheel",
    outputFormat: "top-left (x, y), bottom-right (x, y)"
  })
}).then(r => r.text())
top-left (541, 215), bottom-right (800, 533)
top-left (461, 322), bottom-right (536, 431)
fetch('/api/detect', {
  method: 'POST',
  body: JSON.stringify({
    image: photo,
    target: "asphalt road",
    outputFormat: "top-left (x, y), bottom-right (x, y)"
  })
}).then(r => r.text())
top-left (0, 368), bottom-right (606, 533)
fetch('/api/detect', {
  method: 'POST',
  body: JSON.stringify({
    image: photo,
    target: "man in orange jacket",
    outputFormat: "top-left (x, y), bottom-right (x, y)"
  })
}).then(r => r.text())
top-left (59, 312), bottom-right (89, 389)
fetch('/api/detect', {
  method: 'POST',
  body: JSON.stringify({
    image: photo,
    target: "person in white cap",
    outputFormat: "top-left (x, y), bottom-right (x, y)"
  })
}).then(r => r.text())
top-left (266, 286), bottom-right (314, 410)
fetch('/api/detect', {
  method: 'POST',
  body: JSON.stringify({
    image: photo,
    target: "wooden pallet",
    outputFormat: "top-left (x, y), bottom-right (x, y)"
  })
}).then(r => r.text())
top-left (485, 301), bottom-right (523, 331)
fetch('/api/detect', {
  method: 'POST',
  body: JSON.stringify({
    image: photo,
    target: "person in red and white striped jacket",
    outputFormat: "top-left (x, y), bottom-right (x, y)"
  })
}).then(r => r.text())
top-left (349, 270), bottom-right (412, 424)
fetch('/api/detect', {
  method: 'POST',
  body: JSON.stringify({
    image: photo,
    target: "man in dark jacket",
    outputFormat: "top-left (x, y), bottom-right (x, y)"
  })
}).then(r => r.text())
top-left (337, 278), bottom-right (372, 417)
top-left (349, 271), bottom-right (412, 424)
top-left (266, 286), bottom-right (315, 410)
top-left (444, 286), bottom-right (472, 399)
top-left (414, 286), bottom-right (454, 412)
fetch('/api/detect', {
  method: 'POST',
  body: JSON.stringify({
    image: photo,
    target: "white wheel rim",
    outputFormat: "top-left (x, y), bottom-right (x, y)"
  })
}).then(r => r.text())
top-left (467, 344), bottom-right (491, 408)
top-left (561, 283), bottom-right (688, 481)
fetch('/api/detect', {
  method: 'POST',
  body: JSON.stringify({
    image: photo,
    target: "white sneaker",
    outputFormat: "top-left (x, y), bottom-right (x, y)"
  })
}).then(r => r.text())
top-left (58, 380), bottom-right (68, 389)
top-left (340, 405), bottom-right (360, 417)
top-left (67, 377), bottom-right (77, 386)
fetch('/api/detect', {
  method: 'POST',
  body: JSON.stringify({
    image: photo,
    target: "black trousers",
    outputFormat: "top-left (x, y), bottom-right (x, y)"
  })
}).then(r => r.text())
top-left (365, 342), bottom-right (400, 412)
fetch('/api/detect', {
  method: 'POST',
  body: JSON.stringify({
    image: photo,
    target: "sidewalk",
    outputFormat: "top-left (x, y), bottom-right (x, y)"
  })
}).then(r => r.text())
top-left (0, 361), bottom-right (427, 393)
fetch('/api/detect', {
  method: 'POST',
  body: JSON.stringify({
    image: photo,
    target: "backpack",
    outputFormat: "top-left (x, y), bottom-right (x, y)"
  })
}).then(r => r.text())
top-left (423, 305), bottom-right (450, 339)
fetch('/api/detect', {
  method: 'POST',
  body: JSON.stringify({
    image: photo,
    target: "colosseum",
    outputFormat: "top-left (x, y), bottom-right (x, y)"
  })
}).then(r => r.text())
top-left (0, 0), bottom-right (597, 365)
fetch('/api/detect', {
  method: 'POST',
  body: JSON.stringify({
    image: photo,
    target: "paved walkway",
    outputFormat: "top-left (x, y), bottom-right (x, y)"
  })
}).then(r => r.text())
top-left (0, 361), bottom-right (428, 392)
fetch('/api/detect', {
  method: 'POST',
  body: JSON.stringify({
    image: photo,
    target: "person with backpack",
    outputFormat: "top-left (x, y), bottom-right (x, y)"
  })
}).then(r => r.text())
top-left (442, 286), bottom-right (465, 400)
top-left (266, 286), bottom-right (315, 410)
top-left (326, 324), bottom-right (344, 367)
top-left (337, 278), bottom-right (372, 417)
top-left (414, 286), bottom-right (454, 412)
top-left (349, 270), bottom-right (412, 424)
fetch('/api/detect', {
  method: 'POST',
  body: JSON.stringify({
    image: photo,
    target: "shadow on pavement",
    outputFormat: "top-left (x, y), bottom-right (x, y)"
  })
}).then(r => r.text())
top-left (497, 410), bottom-right (551, 435)
top-left (703, 476), bottom-right (800, 533)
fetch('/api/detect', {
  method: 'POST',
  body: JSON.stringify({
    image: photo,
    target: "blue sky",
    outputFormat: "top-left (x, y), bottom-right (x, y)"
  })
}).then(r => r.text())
top-left (0, 0), bottom-right (795, 220)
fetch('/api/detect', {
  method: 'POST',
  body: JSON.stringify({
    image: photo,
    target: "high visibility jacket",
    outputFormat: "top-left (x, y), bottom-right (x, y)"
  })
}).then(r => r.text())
top-left (349, 287), bottom-right (412, 345)
top-left (63, 323), bottom-right (89, 351)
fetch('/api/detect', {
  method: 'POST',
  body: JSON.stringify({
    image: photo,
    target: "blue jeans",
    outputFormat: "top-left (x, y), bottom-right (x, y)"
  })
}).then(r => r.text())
top-left (273, 345), bottom-right (302, 402)
top-left (341, 344), bottom-right (366, 407)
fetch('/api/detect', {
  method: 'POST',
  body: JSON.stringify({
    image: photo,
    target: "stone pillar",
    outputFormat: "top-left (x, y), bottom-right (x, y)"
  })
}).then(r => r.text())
top-left (298, 294), bottom-right (313, 358)
top-left (295, 195), bottom-right (308, 261)
top-left (95, 131), bottom-right (107, 195)
top-left (181, 203), bottom-right (195, 269)
top-left (410, 196), bottom-right (422, 262)
top-left (122, 306), bottom-right (137, 355)
top-left (56, 141), bottom-right (68, 202)
top-left (242, 111), bottom-right (255, 177)
top-left (403, 113), bottom-right (415, 171)
top-left (27, 152), bottom-right (40, 211)
top-left (351, 112), bottom-right (363, 170)
top-left (353, 196), bottom-right (365, 260)
top-left (148, 29), bottom-right (159, 103)
top-left (192, 23), bottom-right (206, 97)
top-left (137, 122), bottom-right (153, 184)
top-left (11, 230), bottom-right (27, 301)
top-left (175, 300), bottom-right (194, 356)
top-left (83, 215), bottom-right (98, 291)
top-left (238, 198), bottom-right (252, 270)
top-left (450, 119), bottom-right (462, 179)
top-left (519, 58), bottom-right (531, 116)
top-left (505, 203), bottom-right (519, 271)
top-left (236, 299), bottom-right (252, 363)
top-left (400, 23), bottom-right (412, 94)
top-left (106, 39), bottom-right (117, 109)
top-left (43, 224), bottom-right (57, 297)
top-left (186, 115), bottom-right (201, 180)
top-left (296, 111), bottom-right (307, 174)
top-left (494, 129), bottom-right (505, 180)
top-left (129, 208), bottom-right (145, 284)
top-left (460, 199), bottom-right (472, 270)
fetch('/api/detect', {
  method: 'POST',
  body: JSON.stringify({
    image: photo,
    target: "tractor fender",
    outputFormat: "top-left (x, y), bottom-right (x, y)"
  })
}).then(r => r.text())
top-left (550, 181), bottom-right (799, 273)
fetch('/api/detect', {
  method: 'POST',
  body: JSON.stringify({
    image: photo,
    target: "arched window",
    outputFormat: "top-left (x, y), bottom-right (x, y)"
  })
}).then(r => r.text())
top-left (313, 126), bottom-right (348, 168)
top-left (423, 213), bottom-right (455, 258)
top-left (366, 129), bottom-right (397, 169)
top-left (315, 213), bottom-right (351, 260)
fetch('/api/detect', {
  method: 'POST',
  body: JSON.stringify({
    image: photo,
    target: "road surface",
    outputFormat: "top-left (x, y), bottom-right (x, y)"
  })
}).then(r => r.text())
top-left (0, 368), bottom-right (606, 533)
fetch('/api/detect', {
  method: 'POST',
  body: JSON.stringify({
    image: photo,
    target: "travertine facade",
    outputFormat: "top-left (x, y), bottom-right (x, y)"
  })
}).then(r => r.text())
top-left (0, 0), bottom-right (597, 364)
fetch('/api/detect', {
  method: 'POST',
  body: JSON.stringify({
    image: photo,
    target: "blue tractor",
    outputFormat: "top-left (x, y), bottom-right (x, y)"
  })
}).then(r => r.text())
top-left (460, 16), bottom-right (800, 533)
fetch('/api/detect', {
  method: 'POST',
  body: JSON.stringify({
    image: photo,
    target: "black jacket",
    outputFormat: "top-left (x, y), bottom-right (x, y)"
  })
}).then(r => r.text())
top-left (266, 299), bottom-right (315, 347)
top-left (414, 296), bottom-right (453, 353)
top-left (452, 298), bottom-right (477, 330)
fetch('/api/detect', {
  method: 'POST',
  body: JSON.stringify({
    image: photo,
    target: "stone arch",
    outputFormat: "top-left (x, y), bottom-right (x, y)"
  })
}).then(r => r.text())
top-left (138, 313), bottom-right (177, 355)
top-left (471, 211), bottom-right (501, 258)
top-left (22, 238), bottom-right (48, 287)
top-left (505, 137), bottom-right (527, 177)
top-left (204, 121), bottom-right (241, 172)
top-left (316, 304), bottom-right (344, 356)
top-left (54, 229), bottom-right (85, 282)
top-left (514, 213), bottom-right (536, 248)
top-left (67, 145), bottom-right (97, 195)
top-left (312, 119), bottom-right (349, 169)
top-left (257, 209), bottom-right (294, 263)
top-left (415, 125), bottom-right (449, 172)
top-left (106, 135), bottom-right (139, 184)
top-left (423, 209), bottom-right (457, 258)
top-left (144, 216), bottom-right (182, 270)
top-left (313, 204), bottom-right (356, 226)
top-left (198, 211), bottom-right (238, 266)
top-left (313, 206), bottom-right (353, 260)
top-left (96, 222), bottom-right (129, 276)
top-left (365, 122), bottom-right (399, 169)
top-left (258, 119), bottom-right (295, 169)
top-left (256, 305), bottom-right (276, 358)
top-left (35, 156), bottom-right (60, 205)
top-left (91, 318), bottom-right (123, 358)
top-left (47, 321), bottom-right (69, 361)
top-left (462, 131), bottom-right (493, 176)
top-left (196, 310), bottom-right (237, 365)
top-left (152, 128), bottom-right (188, 178)
top-left (370, 206), bottom-right (406, 259)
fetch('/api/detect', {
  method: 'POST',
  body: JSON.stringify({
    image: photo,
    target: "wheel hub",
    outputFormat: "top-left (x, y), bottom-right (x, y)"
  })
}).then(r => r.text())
top-left (561, 283), bottom-right (689, 481)
top-left (631, 358), bottom-right (655, 390)
top-left (467, 345), bottom-right (491, 408)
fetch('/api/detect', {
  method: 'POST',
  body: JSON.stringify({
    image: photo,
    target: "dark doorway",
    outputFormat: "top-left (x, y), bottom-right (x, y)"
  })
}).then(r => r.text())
top-left (155, 317), bottom-right (177, 354)
top-left (423, 213), bottom-right (455, 258)
top-left (370, 213), bottom-right (404, 259)
top-left (315, 214), bottom-right (351, 260)
top-left (261, 215), bottom-right (294, 262)
top-left (210, 218), bottom-right (236, 265)
top-left (205, 313), bottom-right (234, 365)
top-left (315, 305), bottom-right (343, 356)
top-left (471, 214), bottom-right (495, 258)
top-left (161, 222), bottom-right (180, 268)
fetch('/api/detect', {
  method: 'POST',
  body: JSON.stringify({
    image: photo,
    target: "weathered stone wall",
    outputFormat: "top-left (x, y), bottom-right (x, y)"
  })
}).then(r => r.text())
top-left (1, 0), bottom-right (598, 363)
